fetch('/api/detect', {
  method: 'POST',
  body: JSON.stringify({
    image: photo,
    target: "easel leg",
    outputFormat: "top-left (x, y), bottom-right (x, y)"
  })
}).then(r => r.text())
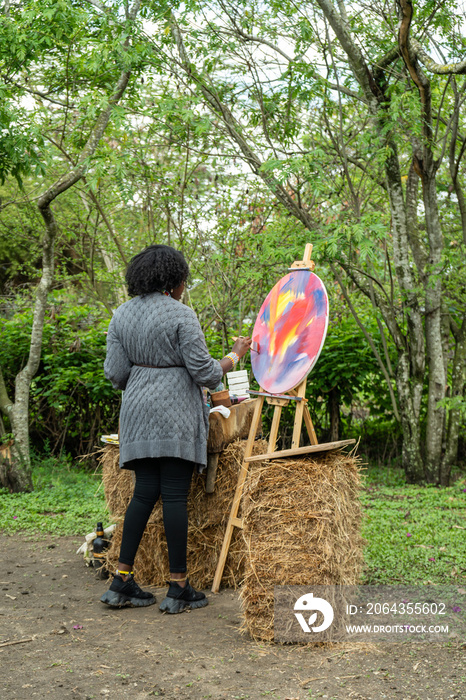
top-left (290, 383), bottom-right (318, 445)
top-left (211, 396), bottom-right (264, 593)
top-left (268, 405), bottom-right (282, 453)
top-left (291, 379), bottom-right (306, 449)
top-left (303, 404), bottom-right (318, 445)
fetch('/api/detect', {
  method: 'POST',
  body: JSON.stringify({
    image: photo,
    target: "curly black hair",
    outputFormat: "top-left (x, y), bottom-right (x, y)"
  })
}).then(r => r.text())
top-left (125, 245), bottom-right (189, 297)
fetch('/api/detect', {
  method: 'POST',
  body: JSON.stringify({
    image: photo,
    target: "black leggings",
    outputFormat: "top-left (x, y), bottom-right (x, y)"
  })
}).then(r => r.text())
top-left (118, 456), bottom-right (194, 573)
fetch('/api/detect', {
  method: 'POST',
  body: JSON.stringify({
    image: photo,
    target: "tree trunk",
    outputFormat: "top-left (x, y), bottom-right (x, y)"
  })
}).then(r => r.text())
top-left (328, 387), bottom-right (340, 442)
top-left (395, 353), bottom-right (424, 482)
top-left (422, 172), bottom-right (447, 481)
top-left (0, 366), bottom-right (33, 491)
top-left (382, 152), bottom-right (427, 480)
top-left (0, 192), bottom-right (56, 491)
top-left (440, 320), bottom-right (466, 485)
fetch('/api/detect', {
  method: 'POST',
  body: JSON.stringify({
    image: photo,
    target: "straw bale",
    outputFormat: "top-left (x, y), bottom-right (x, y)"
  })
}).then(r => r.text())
top-left (100, 440), bottom-right (257, 524)
top-left (239, 450), bottom-right (364, 642)
top-left (98, 442), bottom-right (364, 643)
top-left (105, 519), bottom-right (246, 589)
top-left (100, 440), bottom-right (268, 589)
top-left (100, 446), bottom-right (134, 517)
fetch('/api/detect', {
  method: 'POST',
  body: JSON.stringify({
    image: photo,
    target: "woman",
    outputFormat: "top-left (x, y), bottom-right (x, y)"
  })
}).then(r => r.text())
top-left (100, 245), bottom-right (251, 613)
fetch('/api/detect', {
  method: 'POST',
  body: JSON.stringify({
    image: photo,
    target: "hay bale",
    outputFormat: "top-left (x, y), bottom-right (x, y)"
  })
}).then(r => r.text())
top-left (239, 450), bottom-right (364, 642)
top-left (100, 445), bottom-right (133, 517)
top-left (106, 520), bottom-right (246, 589)
top-left (98, 441), bottom-right (364, 642)
top-left (99, 440), bottom-right (268, 589)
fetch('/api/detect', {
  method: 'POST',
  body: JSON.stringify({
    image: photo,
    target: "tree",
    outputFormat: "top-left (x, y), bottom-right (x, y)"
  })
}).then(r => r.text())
top-left (0, 0), bottom-right (142, 490)
top-left (2, 0), bottom-right (465, 486)
top-left (156, 0), bottom-right (466, 483)
top-left (0, 16), bottom-right (306, 469)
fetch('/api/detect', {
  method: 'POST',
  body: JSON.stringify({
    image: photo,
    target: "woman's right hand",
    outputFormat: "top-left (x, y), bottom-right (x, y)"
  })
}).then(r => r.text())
top-left (231, 336), bottom-right (252, 359)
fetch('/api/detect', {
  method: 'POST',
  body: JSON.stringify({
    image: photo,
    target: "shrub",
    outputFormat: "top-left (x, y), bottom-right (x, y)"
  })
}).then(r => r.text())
top-left (0, 299), bottom-right (119, 460)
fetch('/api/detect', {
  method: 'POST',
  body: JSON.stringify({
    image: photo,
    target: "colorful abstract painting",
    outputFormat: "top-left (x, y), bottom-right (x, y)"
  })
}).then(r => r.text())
top-left (251, 270), bottom-right (329, 394)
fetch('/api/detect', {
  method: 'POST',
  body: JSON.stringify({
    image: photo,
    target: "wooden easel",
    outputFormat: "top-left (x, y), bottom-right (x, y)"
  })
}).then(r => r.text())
top-left (211, 244), bottom-right (355, 593)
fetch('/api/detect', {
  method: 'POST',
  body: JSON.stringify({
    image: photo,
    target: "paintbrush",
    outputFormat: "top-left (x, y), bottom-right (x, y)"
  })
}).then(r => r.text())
top-left (232, 336), bottom-right (260, 353)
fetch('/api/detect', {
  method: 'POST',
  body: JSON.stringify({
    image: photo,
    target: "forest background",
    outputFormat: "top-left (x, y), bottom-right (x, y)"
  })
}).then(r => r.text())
top-left (0, 0), bottom-right (465, 493)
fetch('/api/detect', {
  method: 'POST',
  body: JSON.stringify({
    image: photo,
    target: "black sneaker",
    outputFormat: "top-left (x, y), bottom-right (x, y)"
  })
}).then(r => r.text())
top-left (100, 574), bottom-right (156, 608)
top-left (159, 578), bottom-right (208, 614)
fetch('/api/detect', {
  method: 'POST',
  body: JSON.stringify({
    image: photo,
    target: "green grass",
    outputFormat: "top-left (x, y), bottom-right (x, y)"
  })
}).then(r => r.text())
top-left (361, 466), bottom-right (466, 585)
top-left (0, 454), bottom-right (108, 537)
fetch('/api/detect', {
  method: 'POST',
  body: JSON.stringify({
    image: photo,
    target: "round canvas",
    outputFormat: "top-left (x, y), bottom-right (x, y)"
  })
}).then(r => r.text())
top-left (251, 270), bottom-right (329, 394)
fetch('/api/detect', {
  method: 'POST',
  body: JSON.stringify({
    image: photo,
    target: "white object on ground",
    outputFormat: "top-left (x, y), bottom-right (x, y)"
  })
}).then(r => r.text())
top-left (76, 524), bottom-right (116, 564)
top-left (101, 434), bottom-right (119, 445)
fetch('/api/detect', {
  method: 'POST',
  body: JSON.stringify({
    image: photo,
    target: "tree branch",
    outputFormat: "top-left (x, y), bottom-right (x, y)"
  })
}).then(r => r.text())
top-left (373, 45), bottom-right (401, 73)
top-left (331, 263), bottom-right (401, 421)
top-left (399, 1), bottom-right (433, 146)
top-left (84, 0), bottom-right (107, 12)
top-left (322, 78), bottom-right (369, 103)
top-left (405, 160), bottom-right (427, 275)
top-left (334, 253), bottom-right (404, 349)
top-left (0, 365), bottom-right (13, 419)
top-left (217, 25), bottom-right (295, 64)
top-left (411, 38), bottom-right (466, 75)
top-left (315, 0), bottom-right (380, 107)
top-left (216, 20), bottom-right (370, 104)
top-left (344, 154), bottom-right (387, 190)
top-left (449, 78), bottom-right (466, 244)
top-left (169, 12), bottom-right (315, 230)
top-left (84, 0), bottom-right (139, 23)
top-left (0, 75), bottom-right (71, 108)
top-left (37, 67), bottom-right (133, 210)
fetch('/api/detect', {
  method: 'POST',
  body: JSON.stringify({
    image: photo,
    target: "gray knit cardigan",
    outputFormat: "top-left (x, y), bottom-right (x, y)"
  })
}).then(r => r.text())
top-left (104, 293), bottom-right (223, 469)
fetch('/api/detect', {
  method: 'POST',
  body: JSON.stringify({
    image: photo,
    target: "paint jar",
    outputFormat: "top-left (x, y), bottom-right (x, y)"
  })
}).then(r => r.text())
top-left (211, 390), bottom-right (232, 408)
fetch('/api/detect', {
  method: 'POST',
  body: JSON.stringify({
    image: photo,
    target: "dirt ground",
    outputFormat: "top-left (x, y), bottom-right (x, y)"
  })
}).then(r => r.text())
top-left (0, 534), bottom-right (465, 700)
